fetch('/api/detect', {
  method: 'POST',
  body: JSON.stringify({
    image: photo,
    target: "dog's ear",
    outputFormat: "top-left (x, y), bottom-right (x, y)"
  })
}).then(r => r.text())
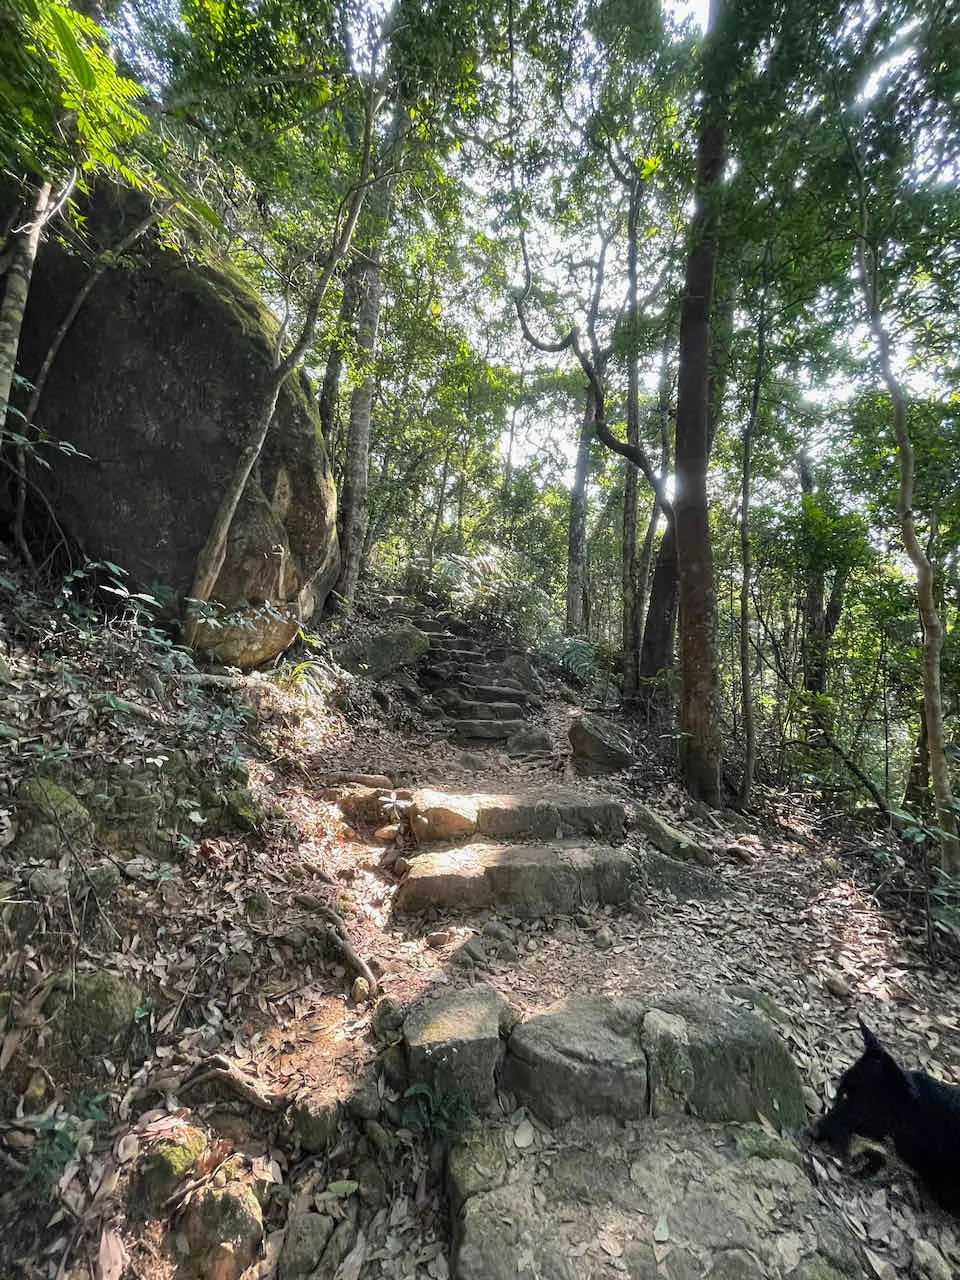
top-left (858, 1017), bottom-right (883, 1053)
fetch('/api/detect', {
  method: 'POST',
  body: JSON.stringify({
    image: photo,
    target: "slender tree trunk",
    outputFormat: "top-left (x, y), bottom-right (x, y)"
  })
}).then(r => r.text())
top-left (622, 457), bottom-right (640, 698)
top-left (857, 234), bottom-right (959, 869)
top-left (427, 446), bottom-right (452, 569)
top-left (334, 249), bottom-right (383, 604)
top-left (183, 93), bottom-right (376, 643)
top-left (901, 702), bottom-right (931, 814)
top-left (0, 183), bottom-right (53, 435)
top-left (622, 178), bottom-right (642, 699)
top-left (639, 521), bottom-right (679, 698)
top-left (318, 263), bottom-right (361, 442)
top-left (738, 251), bottom-right (768, 808)
top-left (567, 385), bottom-right (595, 634)
top-left (674, 28), bottom-right (726, 803)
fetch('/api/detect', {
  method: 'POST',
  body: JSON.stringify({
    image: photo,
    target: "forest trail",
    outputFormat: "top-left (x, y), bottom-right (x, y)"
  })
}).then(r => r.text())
top-left (3, 590), bottom-right (960, 1279)
top-left (275, 605), bottom-right (960, 1279)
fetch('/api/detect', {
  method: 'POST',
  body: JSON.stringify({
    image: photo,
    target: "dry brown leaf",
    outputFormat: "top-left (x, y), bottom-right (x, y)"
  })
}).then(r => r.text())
top-left (96, 1225), bottom-right (129, 1280)
top-left (597, 1231), bottom-right (622, 1258)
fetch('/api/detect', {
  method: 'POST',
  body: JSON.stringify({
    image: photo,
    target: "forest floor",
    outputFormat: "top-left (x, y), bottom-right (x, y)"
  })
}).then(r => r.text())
top-left (1, 570), bottom-right (960, 1279)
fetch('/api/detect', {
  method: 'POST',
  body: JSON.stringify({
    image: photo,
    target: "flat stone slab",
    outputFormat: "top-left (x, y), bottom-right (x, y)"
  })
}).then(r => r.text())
top-left (644, 849), bottom-right (724, 900)
top-left (451, 719), bottom-right (526, 740)
top-left (407, 789), bottom-right (626, 844)
top-left (404, 985), bottom-right (513, 1111)
top-left (460, 683), bottom-right (533, 705)
top-left (476, 790), bottom-right (625, 842)
top-left (455, 700), bottom-right (526, 721)
top-left (393, 842), bottom-right (637, 917)
top-left (450, 1116), bottom-right (859, 1280)
top-left (503, 996), bottom-right (649, 1125)
top-left (502, 991), bottom-right (805, 1129)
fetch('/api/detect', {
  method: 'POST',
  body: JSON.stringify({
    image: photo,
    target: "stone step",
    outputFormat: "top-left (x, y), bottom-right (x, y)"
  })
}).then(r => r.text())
top-left (393, 840), bottom-right (636, 917)
top-left (450, 1116), bottom-right (855, 1280)
top-left (450, 718), bottom-right (527, 740)
top-left (454, 700), bottom-right (526, 722)
top-left (459, 682), bottom-right (533, 705)
top-left (407, 787), bottom-right (626, 843)
top-left (457, 663), bottom-right (525, 687)
top-left (502, 990), bottom-right (805, 1128)
top-left (430, 646), bottom-right (484, 662)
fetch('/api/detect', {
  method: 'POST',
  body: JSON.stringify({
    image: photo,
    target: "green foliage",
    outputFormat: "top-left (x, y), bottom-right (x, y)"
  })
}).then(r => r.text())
top-left (544, 634), bottom-right (620, 705)
top-left (401, 1081), bottom-right (476, 1140)
top-left (20, 1092), bottom-right (107, 1195)
top-left (2, 0), bottom-right (150, 185)
top-left (405, 550), bottom-right (557, 643)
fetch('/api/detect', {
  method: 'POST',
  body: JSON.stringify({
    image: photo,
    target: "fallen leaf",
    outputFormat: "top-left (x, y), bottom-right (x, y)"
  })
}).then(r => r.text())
top-left (96, 1225), bottom-right (129, 1280)
top-left (598, 1231), bottom-right (622, 1257)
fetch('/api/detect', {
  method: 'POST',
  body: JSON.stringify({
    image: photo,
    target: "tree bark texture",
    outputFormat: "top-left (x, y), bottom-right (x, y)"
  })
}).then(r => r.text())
top-left (318, 262), bottom-right (361, 443)
top-left (856, 228), bottom-right (958, 868)
top-left (621, 177), bottom-right (643, 698)
top-left (566, 385), bottom-right (595, 634)
top-left (674, 110), bottom-right (725, 803)
top-left (738, 257), bottom-right (767, 807)
top-left (334, 250), bottom-right (383, 604)
top-left (0, 183), bottom-right (53, 433)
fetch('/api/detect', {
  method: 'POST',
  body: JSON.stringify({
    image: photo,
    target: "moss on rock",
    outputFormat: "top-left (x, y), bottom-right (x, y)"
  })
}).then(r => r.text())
top-left (135, 1125), bottom-right (208, 1212)
top-left (62, 971), bottom-right (142, 1059)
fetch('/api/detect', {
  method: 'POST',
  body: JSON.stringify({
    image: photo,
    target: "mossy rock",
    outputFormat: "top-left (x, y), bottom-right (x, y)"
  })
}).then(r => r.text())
top-left (732, 1125), bottom-right (802, 1165)
top-left (13, 778), bottom-right (91, 860)
top-left (135, 1125), bottom-right (208, 1213)
top-left (726, 984), bottom-right (789, 1026)
top-left (336, 623), bottom-right (430, 681)
top-left (84, 861), bottom-right (123, 900)
top-left (62, 971), bottom-right (142, 1060)
top-left (221, 788), bottom-right (267, 831)
top-left (291, 1098), bottom-right (341, 1153)
top-left (448, 1130), bottom-right (508, 1214)
top-left (184, 1181), bottom-right (263, 1277)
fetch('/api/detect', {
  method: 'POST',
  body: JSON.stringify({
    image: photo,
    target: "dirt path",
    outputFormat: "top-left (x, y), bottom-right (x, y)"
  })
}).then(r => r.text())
top-left (270, 667), bottom-right (960, 1279)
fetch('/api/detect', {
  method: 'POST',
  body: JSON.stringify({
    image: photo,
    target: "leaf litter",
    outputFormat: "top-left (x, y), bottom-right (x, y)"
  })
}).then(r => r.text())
top-left (0, 578), bottom-right (959, 1277)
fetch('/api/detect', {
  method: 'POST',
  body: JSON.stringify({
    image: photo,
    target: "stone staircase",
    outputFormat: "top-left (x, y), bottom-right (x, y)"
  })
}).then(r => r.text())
top-left (381, 601), bottom-right (546, 747)
top-left (325, 600), bottom-right (860, 1278)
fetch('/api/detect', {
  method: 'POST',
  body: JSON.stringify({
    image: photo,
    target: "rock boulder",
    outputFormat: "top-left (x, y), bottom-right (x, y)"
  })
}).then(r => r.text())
top-left (15, 190), bottom-right (339, 668)
top-left (568, 712), bottom-right (635, 773)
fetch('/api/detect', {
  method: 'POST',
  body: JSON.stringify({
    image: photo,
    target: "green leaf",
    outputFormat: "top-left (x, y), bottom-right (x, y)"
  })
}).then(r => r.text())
top-left (48, 5), bottom-right (95, 94)
top-left (326, 1179), bottom-right (358, 1196)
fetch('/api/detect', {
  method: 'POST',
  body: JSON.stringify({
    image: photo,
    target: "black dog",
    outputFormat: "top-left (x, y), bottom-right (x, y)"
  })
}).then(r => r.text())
top-left (815, 1018), bottom-right (960, 1210)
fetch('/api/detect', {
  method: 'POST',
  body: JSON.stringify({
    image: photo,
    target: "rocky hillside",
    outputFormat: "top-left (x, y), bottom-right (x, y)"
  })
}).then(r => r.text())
top-left (1, 566), bottom-right (959, 1280)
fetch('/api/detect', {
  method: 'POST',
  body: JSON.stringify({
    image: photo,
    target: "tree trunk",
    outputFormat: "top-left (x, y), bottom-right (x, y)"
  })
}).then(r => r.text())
top-left (566, 385), bottom-right (595, 634)
top-left (0, 183), bottom-right (53, 434)
top-left (183, 91), bottom-right (376, 642)
top-left (857, 230), bottom-right (959, 869)
top-left (334, 249), bottom-right (383, 604)
top-left (622, 457), bottom-right (640, 698)
top-left (621, 177), bottom-right (642, 699)
top-left (639, 521), bottom-right (679, 683)
top-left (318, 263), bottom-right (361, 443)
top-left (674, 22), bottom-right (726, 803)
top-left (901, 703), bottom-right (931, 815)
top-left (738, 250), bottom-right (768, 808)
top-left (427, 446), bottom-right (452, 569)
